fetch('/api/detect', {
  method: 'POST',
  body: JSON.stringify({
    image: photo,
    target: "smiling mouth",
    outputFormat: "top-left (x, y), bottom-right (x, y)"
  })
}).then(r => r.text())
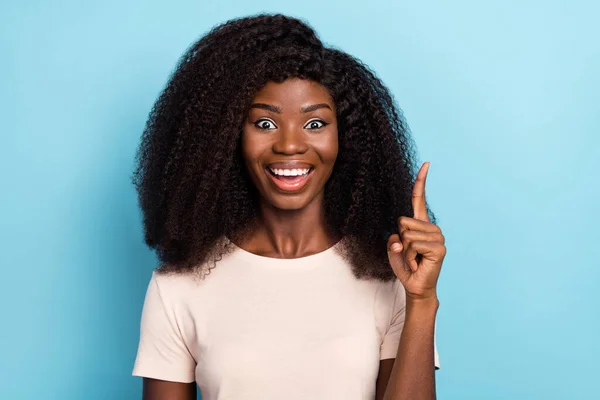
top-left (266, 167), bottom-right (314, 192)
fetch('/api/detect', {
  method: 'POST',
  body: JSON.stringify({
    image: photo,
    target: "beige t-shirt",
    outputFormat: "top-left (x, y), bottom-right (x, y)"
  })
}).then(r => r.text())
top-left (133, 241), bottom-right (440, 399)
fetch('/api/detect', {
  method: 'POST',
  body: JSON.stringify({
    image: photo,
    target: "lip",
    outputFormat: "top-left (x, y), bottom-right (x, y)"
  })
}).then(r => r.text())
top-left (265, 167), bottom-right (314, 193)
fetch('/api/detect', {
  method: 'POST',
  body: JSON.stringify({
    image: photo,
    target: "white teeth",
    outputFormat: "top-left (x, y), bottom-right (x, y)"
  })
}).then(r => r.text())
top-left (269, 168), bottom-right (310, 176)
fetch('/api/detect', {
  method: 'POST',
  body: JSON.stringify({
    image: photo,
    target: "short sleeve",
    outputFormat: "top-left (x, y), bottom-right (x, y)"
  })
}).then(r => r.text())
top-left (379, 279), bottom-right (440, 369)
top-left (132, 271), bottom-right (196, 382)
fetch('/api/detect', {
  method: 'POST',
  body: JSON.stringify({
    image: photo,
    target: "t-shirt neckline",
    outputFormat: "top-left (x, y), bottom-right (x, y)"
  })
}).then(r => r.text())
top-left (228, 237), bottom-right (343, 267)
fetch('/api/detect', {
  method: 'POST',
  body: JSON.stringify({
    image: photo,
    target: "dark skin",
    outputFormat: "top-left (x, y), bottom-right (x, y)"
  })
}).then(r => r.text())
top-left (239, 78), bottom-right (340, 257)
top-left (142, 380), bottom-right (196, 400)
top-left (143, 78), bottom-right (445, 400)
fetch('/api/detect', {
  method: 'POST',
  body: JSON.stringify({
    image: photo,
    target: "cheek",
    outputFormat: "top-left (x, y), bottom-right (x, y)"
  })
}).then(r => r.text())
top-left (241, 129), bottom-right (262, 167)
top-left (318, 130), bottom-right (339, 165)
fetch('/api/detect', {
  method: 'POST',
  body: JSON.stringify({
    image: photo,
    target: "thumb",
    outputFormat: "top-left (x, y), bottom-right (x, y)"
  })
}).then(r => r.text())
top-left (387, 234), bottom-right (410, 281)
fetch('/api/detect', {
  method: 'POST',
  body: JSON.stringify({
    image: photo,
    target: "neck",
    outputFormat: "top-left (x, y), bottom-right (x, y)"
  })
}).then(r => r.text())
top-left (242, 194), bottom-right (338, 258)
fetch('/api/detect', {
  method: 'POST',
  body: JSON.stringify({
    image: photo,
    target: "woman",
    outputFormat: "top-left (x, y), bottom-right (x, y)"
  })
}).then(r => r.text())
top-left (132, 13), bottom-right (446, 400)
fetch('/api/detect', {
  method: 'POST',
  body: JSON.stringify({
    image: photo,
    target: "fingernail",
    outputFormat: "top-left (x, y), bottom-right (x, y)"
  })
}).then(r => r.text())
top-left (391, 243), bottom-right (402, 252)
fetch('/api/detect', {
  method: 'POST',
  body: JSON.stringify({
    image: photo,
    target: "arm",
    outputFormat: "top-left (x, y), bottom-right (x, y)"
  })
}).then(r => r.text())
top-left (380, 297), bottom-right (438, 400)
top-left (383, 161), bottom-right (445, 400)
top-left (375, 359), bottom-right (395, 400)
top-left (143, 378), bottom-right (196, 400)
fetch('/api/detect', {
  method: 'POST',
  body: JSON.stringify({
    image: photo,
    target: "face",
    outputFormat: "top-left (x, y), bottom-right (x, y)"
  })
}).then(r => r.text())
top-left (242, 78), bottom-right (338, 211)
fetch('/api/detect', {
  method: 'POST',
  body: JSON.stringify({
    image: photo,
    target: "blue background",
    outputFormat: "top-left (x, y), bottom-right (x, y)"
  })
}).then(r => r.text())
top-left (2, 0), bottom-right (598, 399)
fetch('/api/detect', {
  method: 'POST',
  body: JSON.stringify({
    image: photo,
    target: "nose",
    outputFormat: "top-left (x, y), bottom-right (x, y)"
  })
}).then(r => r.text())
top-left (272, 126), bottom-right (308, 155)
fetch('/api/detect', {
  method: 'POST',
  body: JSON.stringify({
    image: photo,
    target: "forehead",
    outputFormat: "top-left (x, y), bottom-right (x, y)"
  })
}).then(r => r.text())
top-left (251, 78), bottom-right (334, 110)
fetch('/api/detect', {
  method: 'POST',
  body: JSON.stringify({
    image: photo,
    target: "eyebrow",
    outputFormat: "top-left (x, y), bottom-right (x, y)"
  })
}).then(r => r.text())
top-left (249, 103), bottom-right (332, 113)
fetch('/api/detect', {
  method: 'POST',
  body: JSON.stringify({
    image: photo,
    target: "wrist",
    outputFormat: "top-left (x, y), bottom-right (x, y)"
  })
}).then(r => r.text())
top-left (406, 293), bottom-right (439, 313)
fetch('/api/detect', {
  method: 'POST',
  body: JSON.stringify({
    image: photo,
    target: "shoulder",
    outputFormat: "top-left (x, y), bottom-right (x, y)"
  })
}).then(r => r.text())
top-left (148, 269), bottom-right (205, 305)
top-left (148, 249), bottom-right (241, 305)
top-left (152, 268), bottom-right (198, 288)
top-left (375, 277), bottom-right (406, 309)
top-left (374, 277), bottom-right (406, 331)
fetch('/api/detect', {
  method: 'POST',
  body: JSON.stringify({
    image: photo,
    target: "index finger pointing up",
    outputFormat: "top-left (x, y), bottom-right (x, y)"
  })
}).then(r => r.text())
top-left (412, 161), bottom-right (431, 222)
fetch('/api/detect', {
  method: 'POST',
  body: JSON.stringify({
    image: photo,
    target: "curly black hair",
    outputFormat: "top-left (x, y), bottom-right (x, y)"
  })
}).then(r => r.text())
top-left (132, 13), bottom-right (435, 281)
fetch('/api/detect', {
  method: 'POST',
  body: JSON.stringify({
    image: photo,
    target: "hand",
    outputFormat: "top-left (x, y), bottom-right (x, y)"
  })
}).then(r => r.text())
top-left (387, 162), bottom-right (446, 301)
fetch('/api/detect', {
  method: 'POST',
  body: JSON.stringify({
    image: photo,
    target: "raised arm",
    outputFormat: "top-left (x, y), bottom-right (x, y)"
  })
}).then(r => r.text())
top-left (381, 162), bottom-right (446, 400)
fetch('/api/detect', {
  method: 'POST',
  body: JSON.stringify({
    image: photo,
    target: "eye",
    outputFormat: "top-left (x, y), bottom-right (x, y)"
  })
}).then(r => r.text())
top-left (304, 120), bottom-right (328, 130)
top-left (254, 119), bottom-right (277, 131)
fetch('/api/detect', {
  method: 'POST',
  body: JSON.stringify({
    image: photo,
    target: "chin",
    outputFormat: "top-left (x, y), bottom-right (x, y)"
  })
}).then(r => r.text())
top-left (267, 196), bottom-right (312, 211)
